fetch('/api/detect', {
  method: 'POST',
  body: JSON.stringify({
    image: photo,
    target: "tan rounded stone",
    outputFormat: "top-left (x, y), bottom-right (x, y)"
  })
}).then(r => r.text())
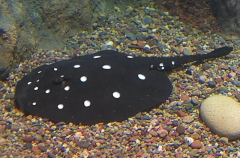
top-left (200, 95), bottom-right (240, 140)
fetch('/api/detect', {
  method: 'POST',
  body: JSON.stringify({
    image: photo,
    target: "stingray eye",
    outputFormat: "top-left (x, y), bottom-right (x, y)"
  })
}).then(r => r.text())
top-left (54, 77), bottom-right (64, 84)
top-left (54, 77), bottom-right (69, 88)
top-left (60, 80), bottom-right (67, 88)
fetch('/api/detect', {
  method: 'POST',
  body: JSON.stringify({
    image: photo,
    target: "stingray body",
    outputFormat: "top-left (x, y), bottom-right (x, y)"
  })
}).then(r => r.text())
top-left (15, 47), bottom-right (233, 125)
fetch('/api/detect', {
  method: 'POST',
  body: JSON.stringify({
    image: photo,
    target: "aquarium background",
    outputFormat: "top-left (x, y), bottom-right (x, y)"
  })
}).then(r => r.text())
top-left (0, 0), bottom-right (239, 157)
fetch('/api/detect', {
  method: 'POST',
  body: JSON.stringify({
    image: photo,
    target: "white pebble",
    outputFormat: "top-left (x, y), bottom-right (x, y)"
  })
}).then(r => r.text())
top-left (105, 41), bottom-right (113, 47)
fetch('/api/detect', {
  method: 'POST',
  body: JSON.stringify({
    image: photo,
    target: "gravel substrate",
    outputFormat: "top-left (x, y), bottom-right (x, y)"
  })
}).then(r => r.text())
top-left (1, 1), bottom-right (240, 157)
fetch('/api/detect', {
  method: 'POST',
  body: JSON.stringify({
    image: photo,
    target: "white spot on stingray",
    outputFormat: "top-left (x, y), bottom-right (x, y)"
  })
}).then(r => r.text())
top-left (36, 79), bottom-right (39, 82)
top-left (84, 100), bottom-right (91, 107)
top-left (80, 76), bottom-right (87, 82)
top-left (38, 71), bottom-right (42, 73)
top-left (32, 102), bottom-right (36, 106)
top-left (27, 82), bottom-right (32, 85)
top-left (34, 87), bottom-right (38, 90)
top-left (58, 104), bottom-right (64, 109)
top-left (93, 56), bottom-right (101, 58)
top-left (127, 56), bottom-right (133, 58)
top-left (138, 74), bottom-right (146, 80)
top-left (60, 75), bottom-right (64, 77)
top-left (161, 67), bottom-right (165, 70)
top-left (54, 68), bottom-right (58, 71)
top-left (64, 86), bottom-right (70, 91)
top-left (172, 61), bottom-right (175, 65)
top-left (45, 89), bottom-right (50, 93)
top-left (159, 63), bottom-right (164, 67)
top-left (102, 65), bottom-right (111, 69)
top-left (113, 92), bottom-right (120, 98)
top-left (74, 65), bottom-right (81, 68)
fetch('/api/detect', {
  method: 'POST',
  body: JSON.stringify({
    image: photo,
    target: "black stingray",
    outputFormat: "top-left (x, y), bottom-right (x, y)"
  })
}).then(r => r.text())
top-left (14, 46), bottom-right (233, 125)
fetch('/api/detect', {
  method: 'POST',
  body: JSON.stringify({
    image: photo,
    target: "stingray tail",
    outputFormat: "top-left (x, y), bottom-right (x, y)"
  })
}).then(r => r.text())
top-left (193, 46), bottom-right (233, 60)
top-left (152, 46), bottom-right (233, 71)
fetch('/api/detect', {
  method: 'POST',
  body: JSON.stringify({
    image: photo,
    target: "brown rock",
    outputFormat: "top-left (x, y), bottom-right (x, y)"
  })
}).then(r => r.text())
top-left (190, 140), bottom-right (202, 149)
top-left (22, 135), bottom-right (34, 142)
top-left (32, 147), bottom-right (41, 155)
top-left (176, 110), bottom-right (186, 117)
top-left (181, 94), bottom-right (189, 102)
top-left (176, 126), bottom-right (185, 135)
top-left (136, 150), bottom-right (144, 157)
top-left (175, 153), bottom-right (183, 158)
top-left (149, 130), bottom-right (158, 137)
top-left (157, 125), bottom-right (168, 138)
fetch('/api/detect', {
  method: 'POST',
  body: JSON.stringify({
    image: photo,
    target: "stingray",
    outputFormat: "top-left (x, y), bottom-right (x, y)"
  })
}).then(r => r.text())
top-left (14, 46), bottom-right (233, 125)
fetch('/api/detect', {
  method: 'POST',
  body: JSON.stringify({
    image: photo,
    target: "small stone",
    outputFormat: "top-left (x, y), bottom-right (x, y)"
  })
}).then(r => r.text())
top-left (98, 31), bottom-right (107, 36)
top-left (189, 149), bottom-right (199, 157)
top-left (22, 135), bottom-right (34, 142)
top-left (0, 82), bottom-right (4, 89)
top-left (208, 81), bottom-right (216, 88)
top-left (171, 119), bottom-right (179, 126)
top-left (129, 136), bottom-right (138, 142)
top-left (185, 69), bottom-right (192, 75)
top-left (142, 114), bottom-right (151, 120)
top-left (191, 90), bottom-right (201, 96)
top-left (38, 143), bottom-right (47, 152)
top-left (105, 41), bottom-right (113, 47)
top-left (32, 147), bottom-right (41, 155)
top-left (5, 94), bottom-right (15, 99)
top-left (228, 72), bottom-right (236, 78)
top-left (34, 134), bottom-right (43, 142)
top-left (219, 137), bottom-right (229, 144)
top-left (200, 95), bottom-right (240, 140)
top-left (217, 87), bottom-right (229, 93)
top-left (143, 16), bottom-right (153, 24)
top-left (136, 150), bottom-right (144, 157)
top-left (199, 75), bottom-right (206, 84)
top-left (143, 44), bottom-right (151, 53)
top-left (21, 67), bottom-right (29, 73)
top-left (78, 140), bottom-right (90, 148)
top-left (181, 94), bottom-right (189, 102)
top-left (4, 104), bottom-right (14, 112)
top-left (184, 137), bottom-right (194, 145)
top-left (176, 126), bottom-right (185, 135)
top-left (190, 140), bottom-right (202, 149)
top-left (185, 103), bottom-right (194, 112)
top-left (235, 93), bottom-right (240, 102)
top-left (109, 127), bottom-right (118, 134)
top-left (149, 130), bottom-right (158, 136)
top-left (191, 97), bottom-right (200, 105)
top-left (232, 80), bottom-right (240, 87)
top-left (202, 63), bottom-right (211, 70)
top-left (24, 143), bottom-right (33, 149)
top-left (176, 111), bottom-right (186, 117)
top-left (182, 115), bottom-right (194, 123)
top-left (157, 128), bottom-right (168, 138)
top-left (137, 41), bottom-right (145, 48)
top-left (176, 154), bottom-right (183, 158)
top-left (125, 33), bottom-right (136, 40)
top-left (235, 67), bottom-right (240, 74)
top-left (183, 47), bottom-right (192, 55)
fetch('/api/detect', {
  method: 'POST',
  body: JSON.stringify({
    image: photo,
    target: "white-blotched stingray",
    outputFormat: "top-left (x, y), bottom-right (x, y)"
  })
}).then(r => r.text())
top-left (14, 46), bottom-right (233, 125)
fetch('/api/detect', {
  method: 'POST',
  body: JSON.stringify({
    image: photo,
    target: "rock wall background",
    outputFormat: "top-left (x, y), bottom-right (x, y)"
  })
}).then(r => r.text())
top-left (212, 0), bottom-right (240, 34)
